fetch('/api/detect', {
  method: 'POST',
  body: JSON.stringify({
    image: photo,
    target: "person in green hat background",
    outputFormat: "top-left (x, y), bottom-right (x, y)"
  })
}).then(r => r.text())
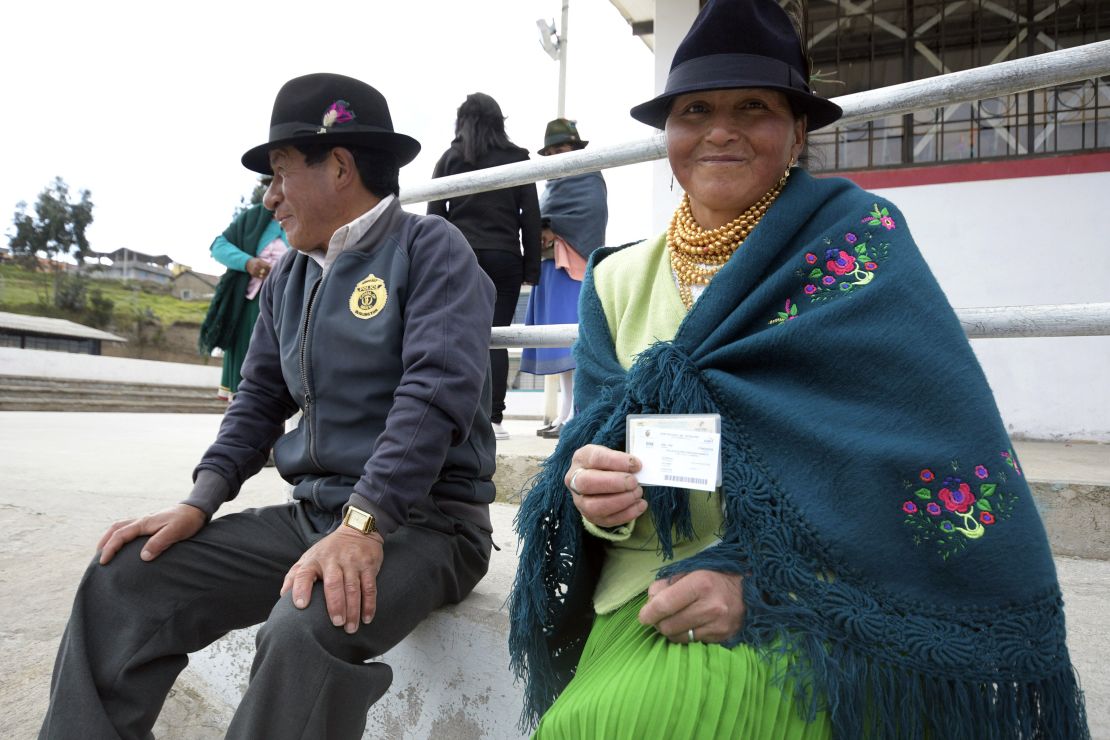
top-left (521, 118), bottom-right (608, 439)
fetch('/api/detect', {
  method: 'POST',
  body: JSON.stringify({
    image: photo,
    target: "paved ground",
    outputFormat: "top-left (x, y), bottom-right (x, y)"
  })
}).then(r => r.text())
top-left (2, 410), bottom-right (1107, 738)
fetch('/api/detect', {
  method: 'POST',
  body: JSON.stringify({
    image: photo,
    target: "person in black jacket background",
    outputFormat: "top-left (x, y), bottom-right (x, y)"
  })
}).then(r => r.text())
top-left (428, 93), bottom-right (541, 440)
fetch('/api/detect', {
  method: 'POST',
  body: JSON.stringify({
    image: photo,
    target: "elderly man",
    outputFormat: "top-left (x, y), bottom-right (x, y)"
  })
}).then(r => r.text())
top-left (40, 74), bottom-right (497, 740)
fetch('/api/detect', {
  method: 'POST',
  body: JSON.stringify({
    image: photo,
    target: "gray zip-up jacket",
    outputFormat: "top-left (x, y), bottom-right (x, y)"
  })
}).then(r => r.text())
top-left (186, 198), bottom-right (497, 535)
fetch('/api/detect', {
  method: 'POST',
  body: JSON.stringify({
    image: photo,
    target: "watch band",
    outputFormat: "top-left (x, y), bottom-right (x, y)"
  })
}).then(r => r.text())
top-left (342, 505), bottom-right (377, 535)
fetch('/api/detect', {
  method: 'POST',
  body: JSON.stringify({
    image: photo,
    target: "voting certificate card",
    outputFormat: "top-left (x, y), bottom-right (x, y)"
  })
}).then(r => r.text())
top-left (626, 414), bottom-right (722, 492)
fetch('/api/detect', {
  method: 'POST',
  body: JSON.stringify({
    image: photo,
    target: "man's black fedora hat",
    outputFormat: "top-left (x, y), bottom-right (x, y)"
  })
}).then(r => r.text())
top-left (242, 73), bottom-right (421, 174)
top-left (630, 0), bottom-right (841, 132)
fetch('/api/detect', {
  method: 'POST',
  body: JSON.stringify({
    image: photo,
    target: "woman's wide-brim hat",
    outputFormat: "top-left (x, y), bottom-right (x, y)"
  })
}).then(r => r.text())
top-left (630, 0), bottom-right (841, 132)
top-left (242, 73), bottom-right (421, 174)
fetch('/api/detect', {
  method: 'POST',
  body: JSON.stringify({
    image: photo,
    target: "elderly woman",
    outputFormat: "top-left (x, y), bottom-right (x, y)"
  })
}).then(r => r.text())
top-left (508, 1), bottom-right (1089, 739)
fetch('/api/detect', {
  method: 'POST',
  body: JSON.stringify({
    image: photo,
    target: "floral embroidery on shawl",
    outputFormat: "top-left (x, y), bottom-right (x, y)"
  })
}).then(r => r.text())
top-left (768, 203), bottom-right (894, 325)
top-left (901, 456), bottom-right (1019, 560)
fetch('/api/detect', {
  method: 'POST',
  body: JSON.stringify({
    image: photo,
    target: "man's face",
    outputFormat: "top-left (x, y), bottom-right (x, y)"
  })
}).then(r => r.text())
top-left (264, 146), bottom-right (338, 253)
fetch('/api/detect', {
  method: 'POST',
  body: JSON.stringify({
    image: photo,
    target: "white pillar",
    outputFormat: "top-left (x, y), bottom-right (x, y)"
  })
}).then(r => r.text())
top-left (650, 0), bottom-right (701, 235)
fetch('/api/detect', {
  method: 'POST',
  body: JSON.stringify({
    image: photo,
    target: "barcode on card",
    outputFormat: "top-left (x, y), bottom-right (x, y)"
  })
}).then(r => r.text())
top-left (664, 474), bottom-right (708, 485)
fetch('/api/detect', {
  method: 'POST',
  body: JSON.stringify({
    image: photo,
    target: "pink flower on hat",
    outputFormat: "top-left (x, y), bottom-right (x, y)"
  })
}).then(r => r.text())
top-left (322, 100), bottom-right (356, 128)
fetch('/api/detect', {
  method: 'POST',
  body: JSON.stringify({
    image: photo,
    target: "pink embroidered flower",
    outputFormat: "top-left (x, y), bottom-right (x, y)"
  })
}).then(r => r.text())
top-left (881, 215), bottom-right (896, 230)
top-left (804, 284), bottom-right (817, 295)
top-left (805, 253), bottom-right (817, 264)
top-left (903, 501), bottom-right (918, 514)
top-left (1001, 450), bottom-right (1022, 476)
top-left (974, 465), bottom-right (989, 479)
top-left (825, 249), bottom-right (857, 276)
top-left (980, 511), bottom-right (996, 525)
top-left (821, 275), bottom-right (836, 286)
top-left (864, 261), bottom-right (878, 270)
top-left (920, 469), bottom-right (935, 482)
top-left (926, 502), bottom-right (942, 516)
top-left (845, 233), bottom-right (858, 244)
top-left (938, 482), bottom-right (976, 514)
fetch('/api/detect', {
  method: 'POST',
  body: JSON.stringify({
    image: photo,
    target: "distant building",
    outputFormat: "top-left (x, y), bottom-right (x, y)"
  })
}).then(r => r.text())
top-left (0, 311), bottom-right (126, 355)
top-left (171, 270), bottom-right (219, 301)
top-left (91, 248), bottom-right (175, 285)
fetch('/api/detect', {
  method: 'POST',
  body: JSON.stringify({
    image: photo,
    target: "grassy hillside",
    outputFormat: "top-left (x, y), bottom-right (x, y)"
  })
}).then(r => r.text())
top-left (0, 263), bottom-right (216, 364)
top-left (0, 263), bottom-right (210, 325)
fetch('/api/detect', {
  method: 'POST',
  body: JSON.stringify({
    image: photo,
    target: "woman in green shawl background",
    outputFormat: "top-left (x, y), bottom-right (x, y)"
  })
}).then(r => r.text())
top-left (508, 1), bottom-right (1089, 738)
top-left (202, 187), bottom-right (288, 400)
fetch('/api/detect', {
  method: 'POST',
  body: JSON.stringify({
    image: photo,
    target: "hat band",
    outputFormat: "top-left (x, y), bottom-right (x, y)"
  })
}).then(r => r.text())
top-left (267, 121), bottom-right (396, 143)
top-left (664, 53), bottom-right (809, 97)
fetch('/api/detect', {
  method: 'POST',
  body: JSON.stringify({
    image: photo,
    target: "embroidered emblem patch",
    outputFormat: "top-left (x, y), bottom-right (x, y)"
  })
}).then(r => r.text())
top-left (349, 273), bottom-right (387, 320)
top-left (899, 454), bottom-right (1019, 560)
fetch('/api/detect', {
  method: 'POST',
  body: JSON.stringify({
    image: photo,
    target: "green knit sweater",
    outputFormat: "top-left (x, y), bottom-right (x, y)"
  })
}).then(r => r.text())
top-left (587, 233), bottom-right (723, 613)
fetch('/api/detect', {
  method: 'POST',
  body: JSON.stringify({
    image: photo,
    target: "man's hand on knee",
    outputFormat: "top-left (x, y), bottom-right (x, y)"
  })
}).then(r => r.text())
top-left (96, 504), bottom-right (207, 565)
top-left (280, 528), bottom-right (384, 634)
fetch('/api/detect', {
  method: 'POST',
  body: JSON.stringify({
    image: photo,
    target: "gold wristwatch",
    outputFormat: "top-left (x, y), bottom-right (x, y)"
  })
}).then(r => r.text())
top-left (342, 505), bottom-right (378, 535)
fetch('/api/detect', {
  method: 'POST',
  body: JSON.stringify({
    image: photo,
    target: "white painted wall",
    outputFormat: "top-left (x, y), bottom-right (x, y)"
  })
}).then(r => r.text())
top-left (868, 171), bottom-right (1110, 441)
top-left (0, 347), bottom-right (220, 387)
top-left (650, 0), bottom-right (699, 235)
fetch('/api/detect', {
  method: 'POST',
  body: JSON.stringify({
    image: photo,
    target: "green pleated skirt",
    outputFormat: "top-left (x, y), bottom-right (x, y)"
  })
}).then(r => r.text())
top-left (533, 593), bottom-right (831, 740)
top-left (218, 295), bottom-right (260, 398)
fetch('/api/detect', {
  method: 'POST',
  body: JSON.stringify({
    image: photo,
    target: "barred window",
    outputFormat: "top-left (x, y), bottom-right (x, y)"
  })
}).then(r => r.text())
top-left (804, 0), bottom-right (1110, 172)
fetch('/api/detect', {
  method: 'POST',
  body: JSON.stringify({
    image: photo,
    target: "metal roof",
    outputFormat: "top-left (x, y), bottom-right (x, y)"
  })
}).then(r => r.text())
top-left (0, 311), bottom-right (127, 343)
top-left (608, 0), bottom-right (655, 49)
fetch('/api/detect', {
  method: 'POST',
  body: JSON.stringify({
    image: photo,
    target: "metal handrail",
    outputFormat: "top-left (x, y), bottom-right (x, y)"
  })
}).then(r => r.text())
top-left (400, 40), bottom-right (1110, 205)
top-left (393, 39), bottom-right (1110, 349)
top-left (491, 303), bottom-right (1110, 348)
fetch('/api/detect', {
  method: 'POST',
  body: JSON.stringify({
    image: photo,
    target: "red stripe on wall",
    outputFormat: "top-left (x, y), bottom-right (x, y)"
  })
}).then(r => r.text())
top-left (821, 151), bottom-right (1110, 189)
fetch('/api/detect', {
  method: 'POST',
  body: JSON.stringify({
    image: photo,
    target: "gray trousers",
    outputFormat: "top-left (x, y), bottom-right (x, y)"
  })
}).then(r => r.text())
top-left (39, 500), bottom-right (492, 740)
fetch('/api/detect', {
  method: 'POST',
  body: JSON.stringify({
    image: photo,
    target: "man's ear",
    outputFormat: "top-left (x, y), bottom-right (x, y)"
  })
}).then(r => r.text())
top-left (331, 147), bottom-right (358, 190)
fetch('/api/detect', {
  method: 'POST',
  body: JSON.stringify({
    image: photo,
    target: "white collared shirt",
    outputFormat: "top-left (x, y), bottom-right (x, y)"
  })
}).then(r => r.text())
top-left (306, 193), bottom-right (396, 271)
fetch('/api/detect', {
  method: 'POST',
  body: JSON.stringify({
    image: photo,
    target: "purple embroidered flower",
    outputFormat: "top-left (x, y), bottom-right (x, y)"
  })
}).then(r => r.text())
top-left (940, 520), bottom-right (955, 533)
top-left (980, 511), bottom-right (996, 525)
top-left (864, 261), bottom-right (878, 270)
top-left (805, 252), bottom-right (818, 265)
top-left (975, 465), bottom-right (989, 479)
top-left (826, 250), bottom-right (857, 276)
top-left (939, 482), bottom-right (976, 514)
top-left (926, 502), bottom-right (942, 516)
top-left (881, 215), bottom-right (896, 230)
top-left (1001, 450), bottom-right (1023, 476)
top-left (821, 275), bottom-right (836, 286)
top-left (804, 284), bottom-right (817, 295)
top-left (845, 233), bottom-right (858, 245)
top-left (920, 469), bottom-right (935, 482)
top-left (903, 501), bottom-right (918, 514)
top-left (321, 100), bottom-right (355, 128)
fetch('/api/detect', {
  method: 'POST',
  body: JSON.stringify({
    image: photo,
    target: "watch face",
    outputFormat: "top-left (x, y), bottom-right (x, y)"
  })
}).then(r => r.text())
top-left (347, 508), bottom-right (371, 532)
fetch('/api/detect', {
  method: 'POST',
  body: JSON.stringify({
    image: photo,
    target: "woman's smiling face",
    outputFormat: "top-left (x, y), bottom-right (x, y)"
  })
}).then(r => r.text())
top-left (665, 88), bottom-right (805, 229)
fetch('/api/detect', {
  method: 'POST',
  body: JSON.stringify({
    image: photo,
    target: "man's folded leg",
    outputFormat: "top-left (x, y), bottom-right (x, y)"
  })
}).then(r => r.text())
top-left (226, 502), bottom-right (492, 740)
top-left (39, 504), bottom-right (308, 740)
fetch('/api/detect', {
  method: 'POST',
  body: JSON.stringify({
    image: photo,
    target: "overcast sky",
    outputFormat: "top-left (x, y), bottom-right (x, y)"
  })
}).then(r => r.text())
top-left (0, 0), bottom-right (658, 276)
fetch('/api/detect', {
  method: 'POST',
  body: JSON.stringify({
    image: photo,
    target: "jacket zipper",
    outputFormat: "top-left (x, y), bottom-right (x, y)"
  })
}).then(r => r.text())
top-left (300, 275), bottom-right (324, 469)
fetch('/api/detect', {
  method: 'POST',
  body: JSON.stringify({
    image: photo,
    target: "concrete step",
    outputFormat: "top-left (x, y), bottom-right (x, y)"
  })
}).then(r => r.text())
top-left (0, 375), bottom-right (227, 413)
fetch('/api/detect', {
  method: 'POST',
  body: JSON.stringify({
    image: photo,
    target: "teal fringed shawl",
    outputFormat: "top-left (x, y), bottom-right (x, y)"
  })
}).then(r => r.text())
top-left (508, 170), bottom-right (1088, 739)
top-left (198, 204), bottom-right (275, 354)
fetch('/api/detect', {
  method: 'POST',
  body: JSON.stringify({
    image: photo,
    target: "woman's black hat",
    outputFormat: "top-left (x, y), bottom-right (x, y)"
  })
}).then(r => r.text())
top-left (630, 0), bottom-right (841, 131)
top-left (242, 73), bottom-right (421, 174)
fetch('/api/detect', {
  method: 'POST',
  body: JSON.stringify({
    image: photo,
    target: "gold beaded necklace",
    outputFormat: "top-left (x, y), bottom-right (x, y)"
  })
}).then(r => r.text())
top-left (668, 167), bottom-right (790, 309)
